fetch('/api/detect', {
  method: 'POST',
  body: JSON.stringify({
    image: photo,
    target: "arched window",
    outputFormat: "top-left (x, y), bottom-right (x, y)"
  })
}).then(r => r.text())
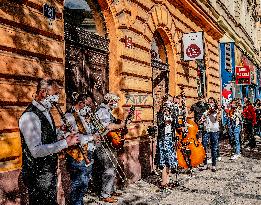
top-left (64, 0), bottom-right (106, 36)
top-left (151, 31), bottom-right (169, 123)
top-left (151, 31), bottom-right (168, 63)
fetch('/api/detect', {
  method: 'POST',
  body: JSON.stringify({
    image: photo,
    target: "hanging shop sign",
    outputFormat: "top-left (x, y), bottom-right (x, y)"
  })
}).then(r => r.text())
top-left (225, 43), bottom-right (232, 72)
top-left (235, 65), bottom-right (251, 85)
top-left (182, 32), bottom-right (204, 61)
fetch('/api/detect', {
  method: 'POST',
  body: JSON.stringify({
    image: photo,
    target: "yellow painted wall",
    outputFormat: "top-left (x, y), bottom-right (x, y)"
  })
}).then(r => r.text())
top-left (0, 0), bottom-right (223, 172)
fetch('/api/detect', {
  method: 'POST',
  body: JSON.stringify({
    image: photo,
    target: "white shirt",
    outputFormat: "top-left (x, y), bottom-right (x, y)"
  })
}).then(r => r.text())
top-left (19, 100), bottom-right (68, 158)
top-left (95, 103), bottom-right (112, 128)
top-left (164, 115), bottom-right (173, 134)
top-left (202, 111), bottom-right (220, 132)
top-left (63, 110), bottom-right (95, 151)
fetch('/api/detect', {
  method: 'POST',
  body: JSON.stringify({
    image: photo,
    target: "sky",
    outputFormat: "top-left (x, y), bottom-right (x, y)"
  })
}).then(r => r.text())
top-left (64, 0), bottom-right (91, 10)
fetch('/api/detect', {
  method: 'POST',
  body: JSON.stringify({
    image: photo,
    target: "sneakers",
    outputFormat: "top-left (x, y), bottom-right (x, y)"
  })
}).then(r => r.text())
top-left (230, 154), bottom-right (241, 160)
top-left (217, 157), bottom-right (222, 161)
top-left (211, 166), bottom-right (217, 172)
top-left (199, 165), bottom-right (208, 171)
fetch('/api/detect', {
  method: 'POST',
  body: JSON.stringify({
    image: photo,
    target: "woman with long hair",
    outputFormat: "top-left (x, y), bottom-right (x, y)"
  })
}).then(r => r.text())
top-left (155, 96), bottom-right (181, 191)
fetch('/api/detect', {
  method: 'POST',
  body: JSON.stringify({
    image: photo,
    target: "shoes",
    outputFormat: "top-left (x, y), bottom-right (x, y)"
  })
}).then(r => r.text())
top-left (100, 197), bottom-right (118, 203)
top-left (211, 166), bottom-right (217, 172)
top-left (111, 192), bottom-right (123, 197)
top-left (207, 159), bottom-right (212, 164)
top-left (230, 154), bottom-right (241, 160)
top-left (217, 157), bottom-right (222, 161)
top-left (199, 165), bottom-right (208, 171)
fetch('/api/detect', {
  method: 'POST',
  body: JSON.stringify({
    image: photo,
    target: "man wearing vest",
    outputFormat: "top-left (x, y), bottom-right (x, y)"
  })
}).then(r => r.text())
top-left (19, 79), bottom-right (79, 205)
top-left (63, 93), bottom-right (99, 205)
top-left (94, 93), bottom-right (125, 203)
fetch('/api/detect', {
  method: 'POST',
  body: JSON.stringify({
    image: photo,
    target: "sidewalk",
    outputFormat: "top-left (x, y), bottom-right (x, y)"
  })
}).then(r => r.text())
top-left (84, 142), bottom-right (261, 205)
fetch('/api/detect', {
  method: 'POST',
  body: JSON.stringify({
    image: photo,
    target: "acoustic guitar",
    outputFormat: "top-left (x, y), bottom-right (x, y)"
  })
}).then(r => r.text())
top-left (106, 105), bottom-right (135, 150)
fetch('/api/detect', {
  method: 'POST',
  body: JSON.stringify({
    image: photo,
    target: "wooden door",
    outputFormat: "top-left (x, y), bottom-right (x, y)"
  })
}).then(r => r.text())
top-left (64, 22), bottom-right (109, 105)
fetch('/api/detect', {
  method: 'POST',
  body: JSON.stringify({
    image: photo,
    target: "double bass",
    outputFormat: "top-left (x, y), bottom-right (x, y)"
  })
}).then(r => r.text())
top-left (176, 90), bottom-right (205, 169)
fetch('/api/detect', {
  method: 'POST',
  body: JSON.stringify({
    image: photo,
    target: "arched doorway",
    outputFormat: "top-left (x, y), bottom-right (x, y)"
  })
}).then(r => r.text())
top-left (151, 31), bottom-right (169, 122)
top-left (64, 0), bottom-right (109, 106)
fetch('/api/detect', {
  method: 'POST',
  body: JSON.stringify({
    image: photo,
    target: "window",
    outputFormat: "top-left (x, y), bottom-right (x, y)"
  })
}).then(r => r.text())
top-left (64, 0), bottom-right (106, 36)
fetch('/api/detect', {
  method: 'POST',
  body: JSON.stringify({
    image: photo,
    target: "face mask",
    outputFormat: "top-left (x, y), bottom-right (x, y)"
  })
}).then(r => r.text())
top-left (79, 106), bottom-right (91, 117)
top-left (209, 103), bottom-right (215, 109)
top-left (41, 95), bottom-right (59, 110)
top-left (111, 103), bottom-right (118, 109)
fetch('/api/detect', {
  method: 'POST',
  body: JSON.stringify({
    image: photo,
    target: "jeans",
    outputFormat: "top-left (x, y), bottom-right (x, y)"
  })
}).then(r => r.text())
top-left (229, 125), bottom-right (241, 154)
top-left (244, 122), bottom-right (256, 148)
top-left (202, 132), bottom-right (219, 166)
top-left (66, 152), bottom-right (93, 205)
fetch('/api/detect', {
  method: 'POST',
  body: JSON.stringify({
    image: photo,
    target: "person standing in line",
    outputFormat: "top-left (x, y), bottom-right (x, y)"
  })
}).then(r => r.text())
top-left (19, 79), bottom-right (79, 205)
top-left (242, 97), bottom-right (257, 150)
top-left (199, 98), bottom-right (220, 172)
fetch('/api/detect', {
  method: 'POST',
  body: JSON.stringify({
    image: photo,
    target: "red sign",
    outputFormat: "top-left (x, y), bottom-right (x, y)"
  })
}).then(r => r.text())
top-left (235, 66), bottom-right (251, 85)
top-left (186, 44), bottom-right (202, 58)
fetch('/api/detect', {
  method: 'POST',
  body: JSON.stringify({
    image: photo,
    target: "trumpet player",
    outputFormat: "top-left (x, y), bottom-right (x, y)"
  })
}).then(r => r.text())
top-left (62, 93), bottom-right (100, 205)
top-left (19, 79), bottom-right (80, 205)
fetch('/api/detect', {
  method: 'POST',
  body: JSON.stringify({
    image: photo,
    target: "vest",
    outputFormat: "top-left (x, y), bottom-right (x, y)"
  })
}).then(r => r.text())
top-left (20, 104), bottom-right (58, 177)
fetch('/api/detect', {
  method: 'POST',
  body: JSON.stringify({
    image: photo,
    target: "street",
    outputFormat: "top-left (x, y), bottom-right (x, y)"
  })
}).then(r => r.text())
top-left (84, 138), bottom-right (261, 205)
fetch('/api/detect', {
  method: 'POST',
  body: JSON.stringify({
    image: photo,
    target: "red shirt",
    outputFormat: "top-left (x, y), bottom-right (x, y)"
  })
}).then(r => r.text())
top-left (242, 104), bottom-right (256, 125)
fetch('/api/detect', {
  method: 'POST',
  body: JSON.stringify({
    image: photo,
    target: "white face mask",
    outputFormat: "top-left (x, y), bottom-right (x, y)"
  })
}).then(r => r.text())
top-left (41, 94), bottom-right (59, 110)
top-left (111, 102), bottom-right (118, 109)
top-left (209, 103), bottom-right (215, 109)
top-left (79, 106), bottom-right (91, 117)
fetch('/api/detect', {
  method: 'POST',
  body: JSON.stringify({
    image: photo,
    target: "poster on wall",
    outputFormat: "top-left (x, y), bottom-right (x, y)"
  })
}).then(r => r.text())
top-left (182, 32), bottom-right (204, 61)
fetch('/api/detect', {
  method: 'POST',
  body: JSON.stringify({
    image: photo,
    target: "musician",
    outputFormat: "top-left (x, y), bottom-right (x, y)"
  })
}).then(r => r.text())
top-left (19, 79), bottom-right (79, 205)
top-left (155, 98), bottom-right (180, 190)
top-left (94, 93), bottom-right (125, 203)
top-left (199, 97), bottom-right (220, 172)
top-left (242, 97), bottom-right (257, 150)
top-left (189, 95), bottom-right (208, 139)
top-left (226, 99), bottom-right (242, 160)
top-left (63, 93), bottom-right (99, 205)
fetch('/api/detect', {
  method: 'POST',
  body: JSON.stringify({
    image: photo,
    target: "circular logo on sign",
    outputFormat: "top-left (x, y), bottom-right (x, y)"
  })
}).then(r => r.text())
top-left (186, 44), bottom-right (201, 58)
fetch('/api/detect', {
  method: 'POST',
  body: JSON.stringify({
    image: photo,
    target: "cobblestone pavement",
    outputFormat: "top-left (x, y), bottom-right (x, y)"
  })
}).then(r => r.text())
top-left (84, 138), bottom-right (261, 205)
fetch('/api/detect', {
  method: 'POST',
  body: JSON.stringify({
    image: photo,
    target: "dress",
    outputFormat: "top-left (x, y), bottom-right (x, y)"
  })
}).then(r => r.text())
top-left (155, 108), bottom-right (179, 170)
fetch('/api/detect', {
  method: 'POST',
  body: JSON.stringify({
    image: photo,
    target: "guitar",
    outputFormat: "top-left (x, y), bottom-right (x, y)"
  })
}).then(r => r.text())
top-left (106, 105), bottom-right (135, 150)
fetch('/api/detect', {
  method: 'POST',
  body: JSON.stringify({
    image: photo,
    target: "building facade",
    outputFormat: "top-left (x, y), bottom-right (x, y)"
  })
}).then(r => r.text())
top-left (0, 0), bottom-right (230, 204)
top-left (204, 0), bottom-right (261, 105)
